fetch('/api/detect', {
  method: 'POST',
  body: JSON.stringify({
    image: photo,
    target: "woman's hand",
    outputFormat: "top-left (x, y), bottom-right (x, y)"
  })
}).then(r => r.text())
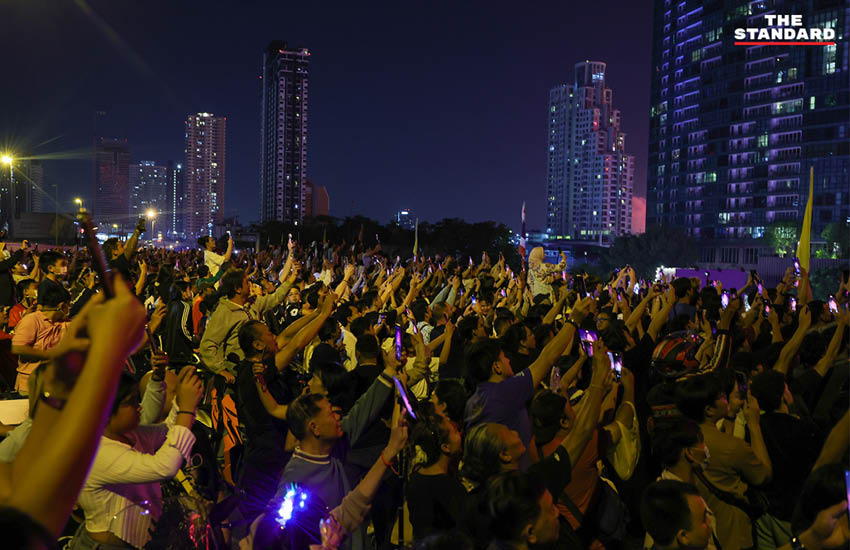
top-left (175, 365), bottom-right (204, 413)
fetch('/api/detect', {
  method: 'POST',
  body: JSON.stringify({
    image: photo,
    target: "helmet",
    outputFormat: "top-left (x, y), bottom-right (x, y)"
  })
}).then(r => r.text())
top-left (650, 331), bottom-right (702, 379)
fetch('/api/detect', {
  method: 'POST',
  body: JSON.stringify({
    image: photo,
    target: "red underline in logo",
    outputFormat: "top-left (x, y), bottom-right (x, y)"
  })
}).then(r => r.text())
top-left (734, 41), bottom-right (836, 45)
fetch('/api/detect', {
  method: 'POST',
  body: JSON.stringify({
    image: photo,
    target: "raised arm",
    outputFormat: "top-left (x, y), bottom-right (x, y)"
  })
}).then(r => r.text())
top-left (274, 293), bottom-right (335, 371)
top-left (774, 306), bottom-right (812, 375)
top-left (222, 235), bottom-right (234, 264)
top-left (812, 308), bottom-right (848, 378)
top-left (2, 280), bottom-right (145, 536)
top-left (527, 297), bottom-right (590, 387)
top-left (123, 219), bottom-right (145, 261)
top-left (560, 342), bottom-right (613, 467)
top-left (647, 287), bottom-right (676, 342)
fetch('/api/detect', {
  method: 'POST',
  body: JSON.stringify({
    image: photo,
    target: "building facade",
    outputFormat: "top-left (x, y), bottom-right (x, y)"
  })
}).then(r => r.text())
top-left (129, 161), bottom-right (169, 221)
top-left (260, 41), bottom-right (310, 225)
top-left (647, 0), bottom-right (848, 263)
top-left (94, 138), bottom-right (131, 227)
top-left (396, 209), bottom-right (415, 230)
top-left (167, 160), bottom-right (184, 237)
top-left (184, 113), bottom-right (226, 238)
top-left (546, 61), bottom-right (635, 244)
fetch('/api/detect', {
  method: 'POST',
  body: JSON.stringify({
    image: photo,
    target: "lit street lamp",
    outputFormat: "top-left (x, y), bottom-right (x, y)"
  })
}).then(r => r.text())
top-left (146, 209), bottom-right (157, 242)
top-left (0, 154), bottom-right (12, 166)
top-left (74, 198), bottom-right (83, 212)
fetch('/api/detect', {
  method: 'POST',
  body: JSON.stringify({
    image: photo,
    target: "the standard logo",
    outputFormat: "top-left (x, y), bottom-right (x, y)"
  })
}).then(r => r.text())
top-left (734, 15), bottom-right (836, 46)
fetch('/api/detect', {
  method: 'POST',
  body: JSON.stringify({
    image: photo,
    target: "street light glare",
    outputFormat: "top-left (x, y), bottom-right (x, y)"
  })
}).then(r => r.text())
top-left (146, 209), bottom-right (156, 218)
top-left (0, 155), bottom-right (12, 165)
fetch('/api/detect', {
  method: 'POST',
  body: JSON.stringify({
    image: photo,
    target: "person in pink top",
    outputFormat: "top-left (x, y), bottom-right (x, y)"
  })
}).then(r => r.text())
top-left (11, 283), bottom-right (71, 394)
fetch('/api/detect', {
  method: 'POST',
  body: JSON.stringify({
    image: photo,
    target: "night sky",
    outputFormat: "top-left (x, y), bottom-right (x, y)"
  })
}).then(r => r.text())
top-left (0, 0), bottom-right (652, 232)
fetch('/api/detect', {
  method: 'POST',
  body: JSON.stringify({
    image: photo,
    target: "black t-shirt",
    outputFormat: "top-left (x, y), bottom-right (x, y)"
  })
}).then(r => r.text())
top-left (109, 254), bottom-right (132, 281)
top-left (37, 277), bottom-right (69, 305)
top-left (759, 411), bottom-right (823, 521)
top-left (234, 359), bottom-right (290, 465)
top-left (407, 472), bottom-right (467, 539)
top-left (429, 324), bottom-right (465, 380)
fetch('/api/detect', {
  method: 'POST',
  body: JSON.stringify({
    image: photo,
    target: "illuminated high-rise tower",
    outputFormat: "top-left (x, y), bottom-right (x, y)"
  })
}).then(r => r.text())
top-left (647, 1), bottom-right (848, 263)
top-left (184, 113), bottom-right (226, 237)
top-left (260, 41), bottom-right (310, 224)
top-left (546, 61), bottom-right (634, 243)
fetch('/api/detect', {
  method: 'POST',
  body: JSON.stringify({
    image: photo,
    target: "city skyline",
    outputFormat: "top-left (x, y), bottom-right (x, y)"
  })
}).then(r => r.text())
top-left (0, 1), bottom-right (652, 233)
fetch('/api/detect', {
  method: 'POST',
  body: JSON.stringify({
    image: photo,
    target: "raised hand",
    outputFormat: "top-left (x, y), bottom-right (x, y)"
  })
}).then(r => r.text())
top-left (175, 365), bottom-right (204, 412)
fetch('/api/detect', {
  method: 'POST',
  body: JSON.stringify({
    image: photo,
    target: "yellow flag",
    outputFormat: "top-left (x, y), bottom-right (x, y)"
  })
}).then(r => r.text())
top-left (796, 166), bottom-right (814, 271)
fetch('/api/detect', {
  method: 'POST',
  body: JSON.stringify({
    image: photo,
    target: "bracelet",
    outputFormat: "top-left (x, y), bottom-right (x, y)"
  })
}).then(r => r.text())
top-left (176, 410), bottom-right (196, 417)
top-left (381, 452), bottom-right (400, 476)
top-left (40, 393), bottom-right (67, 410)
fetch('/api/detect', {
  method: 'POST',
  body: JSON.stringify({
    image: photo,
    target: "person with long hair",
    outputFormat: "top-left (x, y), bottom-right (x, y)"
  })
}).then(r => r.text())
top-left (406, 410), bottom-right (464, 539)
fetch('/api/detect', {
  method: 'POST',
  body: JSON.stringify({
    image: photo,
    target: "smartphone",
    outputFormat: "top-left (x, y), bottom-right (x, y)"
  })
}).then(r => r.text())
top-left (500, 288), bottom-right (507, 297)
top-left (378, 313), bottom-right (385, 325)
top-left (77, 210), bottom-right (115, 299)
top-left (633, 282), bottom-right (640, 295)
top-left (757, 283), bottom-right (764, 296)
top-left (828, 295), bottom-right (838, 314)
top-left (468, 256), bottom-right (473, 266)
top-left (394, 325), bottom-right (403, 361)
top-left (721, 292), bottom-right (729, 309)
top-left (575, 276), bottom-right (587, 297)
top-left (578, 328), bottom-right (598, 357)
top-left (607, 351), bottom-right (623, 381)
top-left (704, 271), bottom-right (710, 280)
top-left (789, 296), bottom-right (797, 312)
top-left (471, 295), bottom-right (477, 305)
top-left (793, 257), bottom-right (801, 278)
top-left (750, 269), bottom-right (759, 283)
top-left (763, 301), bottom-right (771, 318)
top-left (735, 371), bottom-right (748, 396)
top-left (393, 376), bottom-right (417, 420)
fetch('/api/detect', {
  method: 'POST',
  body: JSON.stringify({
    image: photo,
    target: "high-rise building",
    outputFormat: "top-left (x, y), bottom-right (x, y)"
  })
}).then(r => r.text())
top-left (129, 161), bottom-right (168, 221)
top-left (94, 138), bottom-right (131, 227)
top-left (260, 41), bottom-right (310, 225)
top-left (184, 113), bottom-right (226, 238)
top-left (396, 208), bottom-right (415, 230)
top-left (546, 61), bottom-right (634, 244)
top-left (303, 179), bottom-right (330, 218)
top-left (167, 160), bottom-right (184, 237)
top-left (647, 1), bottom-right (848, 262)
top-left (27, 160), bottom-right (47, 214)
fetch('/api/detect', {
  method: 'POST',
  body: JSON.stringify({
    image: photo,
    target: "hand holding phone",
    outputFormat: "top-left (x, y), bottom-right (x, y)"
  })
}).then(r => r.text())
top-left (393, 376), bottom-right (417, 420)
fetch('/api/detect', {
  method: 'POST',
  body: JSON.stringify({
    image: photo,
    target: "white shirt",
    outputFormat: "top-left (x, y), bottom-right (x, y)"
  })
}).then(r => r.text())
top-left (341, 327), bottom-right (357, 372)
top-left (204, 249), bottom-right (225, 276)
top-left (77, 408), bottom-right (196, 548)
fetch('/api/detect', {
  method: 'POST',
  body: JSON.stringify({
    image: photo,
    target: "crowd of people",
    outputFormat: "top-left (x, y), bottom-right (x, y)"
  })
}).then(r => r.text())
top-left (0, 222), bottom-right (846, 550)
